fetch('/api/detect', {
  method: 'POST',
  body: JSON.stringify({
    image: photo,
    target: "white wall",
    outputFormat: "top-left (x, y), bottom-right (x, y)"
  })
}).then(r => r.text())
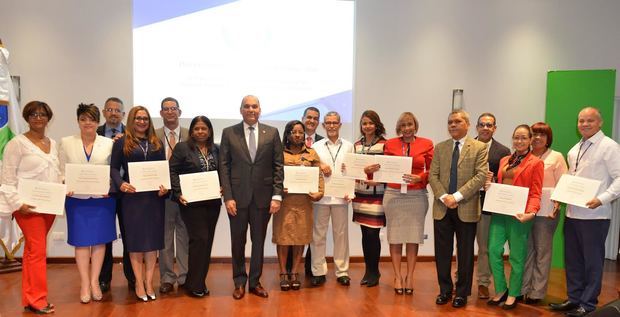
top-left (1, 0), bottom-right (619, 257)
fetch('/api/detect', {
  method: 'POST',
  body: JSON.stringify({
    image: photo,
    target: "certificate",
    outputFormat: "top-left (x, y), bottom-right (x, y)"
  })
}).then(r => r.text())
top-left (128, 160), bottom-right (171, 192)
top-left (342, 153), bottom-right (375, 180)
top-left (65, 163), bottom-right (110, 196)
top-left (373, 155), bottom-right (412, 184)
top-left (551, 174), bottom-right (601, 208)
top-left (17, 179), bottom-right (67, 215)
top-left (284, 166), bottom-right (319, 194)
top-left (324, 175), bottom-right (355, 199)
top-left (536, 187), bottom-right (554, 217)
top-left (179, 171), bottom-right (221, 203)
top-left (483, 183), bottom-right (529, 216)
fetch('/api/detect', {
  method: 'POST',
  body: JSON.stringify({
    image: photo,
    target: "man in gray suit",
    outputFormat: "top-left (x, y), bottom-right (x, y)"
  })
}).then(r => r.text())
top-left (429, 109), bottom-right (488, 308)
top-left (220, 95), bottom-right (284, 299)
top-left (474, 112), bottom-right (510, 299)
top-left (155, 97), bottom-right (190, 294)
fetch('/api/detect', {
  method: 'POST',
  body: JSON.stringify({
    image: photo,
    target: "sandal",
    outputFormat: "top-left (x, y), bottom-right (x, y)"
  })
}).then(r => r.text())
top-left (290, 273), bottom-right (301, 291)
top-left (25, 304), bottom-right (55, 314)
top-left (279, 273), bottom-right (291, 291)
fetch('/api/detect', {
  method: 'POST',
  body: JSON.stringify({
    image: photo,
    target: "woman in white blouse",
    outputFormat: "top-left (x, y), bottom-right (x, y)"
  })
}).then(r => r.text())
top-left (59, 104), bottom-right (116, 304)
top-left (0, 101), bottom-right (61, 315)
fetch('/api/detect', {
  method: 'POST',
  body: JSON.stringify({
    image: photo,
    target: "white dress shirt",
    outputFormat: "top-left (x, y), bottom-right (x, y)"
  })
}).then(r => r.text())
top-left (567, 130), bottom-right (620, 219)
top-left (313, 137), bottom-right (354, 205)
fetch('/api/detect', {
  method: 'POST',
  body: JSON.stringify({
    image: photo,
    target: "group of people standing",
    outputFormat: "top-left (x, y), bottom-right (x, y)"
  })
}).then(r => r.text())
top-left (1, 94), bottom-right (618, 317)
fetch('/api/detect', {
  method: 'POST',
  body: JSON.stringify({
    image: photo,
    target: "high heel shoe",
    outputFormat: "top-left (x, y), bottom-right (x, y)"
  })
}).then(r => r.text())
top-left (394, 278), bottom-right (404, 295)
top-left (25, 304), bottom-right (55, 314)
top-left (146, 293), bottom-right (157, 301)
top-left (135, 294), bottom-right (148, 302)
top-left (279, 273), bottom-right (291, 291)
top-left (487, 291), bottom-right (508, 306)
top-left (80, 286), bottom-right (91, 304)
top-left (91, 284), bottom-right (103, 301)
top-left (404, 276), bottom-right (413, 295)
top-left (290, 273), bottom-right (301, 291)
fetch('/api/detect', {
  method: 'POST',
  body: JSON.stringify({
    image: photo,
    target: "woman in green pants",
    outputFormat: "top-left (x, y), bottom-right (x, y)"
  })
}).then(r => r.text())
top-left (486, 124), bottom-right (544, 310)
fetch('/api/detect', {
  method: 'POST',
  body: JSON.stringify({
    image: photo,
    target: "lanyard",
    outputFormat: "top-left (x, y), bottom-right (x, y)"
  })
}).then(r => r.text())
top-left (164, 130), bottom-right (180, 150)
top-left (138, 140), bottom-right (149, 160)
top-left (575, 140), bottom-right (592, 172)
top-left (325, 141), bottom-right (342, 167)
top-left (401, 137), bottom-right (411, 156)
top-left (360, 136), bottom-right (378, 154)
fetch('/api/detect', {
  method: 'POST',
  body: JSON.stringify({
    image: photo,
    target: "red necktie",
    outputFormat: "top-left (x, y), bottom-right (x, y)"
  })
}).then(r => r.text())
top-left (306, 136), bottom-right (313, 148)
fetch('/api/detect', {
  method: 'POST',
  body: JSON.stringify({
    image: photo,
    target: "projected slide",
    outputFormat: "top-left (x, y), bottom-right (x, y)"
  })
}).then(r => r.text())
top-left (133, 0), bottom-right (354, 122)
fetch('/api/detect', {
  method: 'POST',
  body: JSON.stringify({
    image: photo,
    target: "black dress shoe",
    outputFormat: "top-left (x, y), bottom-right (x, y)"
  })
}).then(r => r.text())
top-left (311, 275), bottom-right (326, 287)
top-left (502, 300), bottom-right (517, 310)
top-left (515, 295), bottom-right (524, 302)
top-left (550, 300), bottom-right (580, 312)
top-left (435, 293), bottom-right (452, 305)
top-left (337, 276), bottom-right (351, 286)
top-left (452, 296), bottom-right (467, 308)
top-left (487, 291), bottom-right (508, 306)
top-left (566, 306), bottom-right (589, 317)
top-left (524, 297), bottom-right (541, 305)
top-left (366, 277), bottom-right (380, 288)
top-left (188, 290), bottom-right (206, 298)
top-left (159, 282), bottom-right (174, 294)
top-left (360, 276), bottom-right (368, 286)
top-left (99, 282), bottom-right (110, 293)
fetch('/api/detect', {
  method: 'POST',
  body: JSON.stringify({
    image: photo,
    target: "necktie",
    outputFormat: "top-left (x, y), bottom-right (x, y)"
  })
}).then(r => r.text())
top-left (167, 131), bottom-right (177, 160)
top-left (110, 128), bottom-right (117, 138)
top-left (249, 126), bottom-right (257, 162)
top-left (306, 136), bottom-right (313, 148)
top-left (448, 141), bottom-right (460, 194)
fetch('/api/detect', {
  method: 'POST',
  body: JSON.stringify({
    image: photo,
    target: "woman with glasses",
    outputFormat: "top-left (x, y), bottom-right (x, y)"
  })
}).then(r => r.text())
top-left (110, 106), bottom-right (168, 302)
top-left (1, 101), bottom-right (61, 314)
top-left (59, 104), bottom-right (117, 304)
top-left (487, 124), bottom-right (543, 310)
top-left (520, 122), bottom-right (567, 304)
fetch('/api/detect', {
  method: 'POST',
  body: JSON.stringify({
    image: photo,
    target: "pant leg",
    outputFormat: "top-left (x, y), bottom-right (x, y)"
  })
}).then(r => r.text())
top-left (202, 203), bottom-right (220, 284)
top-left (174, 202), bottom-right (189, 284)
top-left (578, 219), bottom-right (610, 312)
top-left (361, 226), bottom-right (381, 278)
top-left (506, 216), bottom-right (533, 297)
top-left (310, 204), bottom-right (331, 277)
top-left (331, 204), bottom-right (350, 277)
top-left (488, 214), bottom-right (509, 294)
top-left (523, 216), bottom-right (558, 299)
top-left (14, 213), bottom-right (55, 309)
top-left (100, 199), bottom-right (122, 284)
top-left (476, 213), bottom-right (492, 287)
top-left (248, 204), bottom-right (271, 288)
top-left (304, 245), bottom-right (312, 274)
top-left (229, 206), bottom-right (249, 287)
top-left (433, 209), bottom-right (456, 295)
top-left (160, 199), bottom-right (179, 284)
top-left (454, 213), bottom-right (477, 297)
top-left (564, 217), bottom-right (585, 305)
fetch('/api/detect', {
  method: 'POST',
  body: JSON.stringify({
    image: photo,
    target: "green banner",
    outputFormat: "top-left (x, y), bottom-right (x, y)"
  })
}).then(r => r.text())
top-left (545, 69), bottom-right (616, 268)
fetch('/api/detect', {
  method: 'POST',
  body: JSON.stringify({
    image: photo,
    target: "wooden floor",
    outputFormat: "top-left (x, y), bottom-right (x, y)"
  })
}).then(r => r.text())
top-left (1, 260), bottom-right (618, 317)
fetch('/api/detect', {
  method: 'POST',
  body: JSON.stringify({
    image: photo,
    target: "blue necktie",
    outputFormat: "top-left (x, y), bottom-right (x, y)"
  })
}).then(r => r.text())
top-left (110, 128), bottom-right (117, 138)
top-left (449, 141), bottom-right (460, 194)
top-left (248, 126), bottom-right (257, 162)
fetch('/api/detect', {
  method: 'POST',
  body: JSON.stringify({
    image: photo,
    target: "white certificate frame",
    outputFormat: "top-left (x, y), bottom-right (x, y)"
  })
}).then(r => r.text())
top-left (17, 179), bottom-right (67, 215)
top-left (65, 163), bottom-right (110, 196)
top-left (283, 166), bottom-right (319, 194)
top-left (372, 155), bottom-right (412, 184)
top-left (342, 153), bottom-right (376, 180)
top-left (483, 183), bottom-right (529, 216)
top-left (551, 174), bottom-right (601, 208)
top-left (324, 174), bottom-right (355, 199)
top-left (179, 171), bottom-right (221, 203)
top-left (128, 160), bottom-right (171, 192)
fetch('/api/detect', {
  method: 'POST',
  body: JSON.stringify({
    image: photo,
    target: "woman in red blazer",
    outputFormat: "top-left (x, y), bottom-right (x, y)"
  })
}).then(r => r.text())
top-left (486, 124), bottom-right (544, 310)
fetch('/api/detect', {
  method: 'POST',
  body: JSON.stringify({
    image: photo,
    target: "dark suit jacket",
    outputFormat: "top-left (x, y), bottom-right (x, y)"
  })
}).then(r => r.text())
top-left (219, 122), bottom-right (284, 209)
top-left (315, 134), bottom-right (324, 142)
top-left (169, 141), bottom-right (221, 205)
top-left (497, 152), bottom-right (544, 214)
top-left (97, 123), bottom-right (125, 137)
top-left (480, 138), bottom-right (511, 212)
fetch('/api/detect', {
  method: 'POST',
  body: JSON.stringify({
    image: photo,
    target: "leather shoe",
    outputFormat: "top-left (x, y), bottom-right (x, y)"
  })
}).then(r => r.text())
top-left (366, 276), bottom-right (380, 288)
top-left (311, 275), bottom-right (326, 287)
top-left (435, 293), bottom-right (452, 305)
top-left (566, 306), bottom-right (589, 317)
top-left (478, 285), bottom-right (490, 299)
top-left (99, 282), bottom-right (110, 293)
top-left (452, 296), bottom-right (467, 308)
top-left (159, 282), bottom-right (174, 294)
top-left (249, 284), bottom-right (269, 298)
top-left (232, 286), bottom-right (245, 300)
top-left (337, 276), bottom-right (351, 286)
top-left (524, 297), bottom-right (541, 305)
top-left (550, 300), bottom-right (579, 312)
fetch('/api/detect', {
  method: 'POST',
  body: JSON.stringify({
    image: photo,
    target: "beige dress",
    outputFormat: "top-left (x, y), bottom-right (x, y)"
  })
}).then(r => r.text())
top-left (272, 146), bottom-right (324, 245)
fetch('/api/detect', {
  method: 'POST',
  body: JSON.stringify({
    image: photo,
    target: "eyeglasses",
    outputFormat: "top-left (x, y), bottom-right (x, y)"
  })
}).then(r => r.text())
top-left (103, 108), bottom-right (123, 113)
top-left (324, 121), bottom-right (340, 126)
top-left (477, 123), bottom-right (495, 128)
top-left (134, 116), bottom-right (150, 122)
top-left (161, 106), bottom-right (179, 112)
top-left (28, 112), bottom-right (48, 119)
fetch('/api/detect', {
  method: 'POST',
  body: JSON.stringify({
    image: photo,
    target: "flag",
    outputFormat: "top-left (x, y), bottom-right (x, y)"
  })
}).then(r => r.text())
top-left (0, 43), bottom-right (23, 252)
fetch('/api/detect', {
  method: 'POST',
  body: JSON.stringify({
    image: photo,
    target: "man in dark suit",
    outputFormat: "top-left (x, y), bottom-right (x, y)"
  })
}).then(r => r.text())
top-left (286, 106), bottom-right (324, 275)
top-left (219, 95), bottom-right (284, 299)
top-left (97, 97), bottom-right (135, 292)
top-left (474, 112), bottom-right (510, 299)
top-left (429, 109), bottom-right (488, 308)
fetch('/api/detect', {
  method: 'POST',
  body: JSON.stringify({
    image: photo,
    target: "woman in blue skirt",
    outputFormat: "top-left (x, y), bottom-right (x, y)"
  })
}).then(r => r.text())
top-left (59, 103), bottom-right (116, 304)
